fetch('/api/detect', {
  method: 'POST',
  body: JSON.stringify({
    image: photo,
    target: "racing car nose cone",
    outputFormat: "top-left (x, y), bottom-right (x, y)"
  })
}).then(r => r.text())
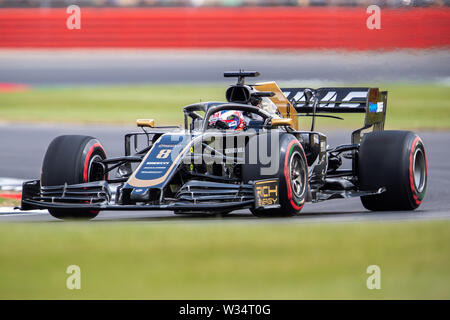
top-left (130, 187), bottom-right (150, 201)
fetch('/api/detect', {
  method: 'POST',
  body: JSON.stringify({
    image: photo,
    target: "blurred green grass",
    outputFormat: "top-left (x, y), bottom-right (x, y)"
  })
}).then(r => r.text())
top-left (0, 85), bottom-right (224, 126)
top-left (0, 197), bottom-right (19, 207)
top-left (0, 220), bottom-right (449, 299)
top-left (0, 83), bottom-right (449, 129)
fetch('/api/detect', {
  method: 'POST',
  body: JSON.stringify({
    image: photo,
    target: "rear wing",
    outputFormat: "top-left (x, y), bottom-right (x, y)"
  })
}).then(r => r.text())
top-left (281, 87), bottom-right (388, 143)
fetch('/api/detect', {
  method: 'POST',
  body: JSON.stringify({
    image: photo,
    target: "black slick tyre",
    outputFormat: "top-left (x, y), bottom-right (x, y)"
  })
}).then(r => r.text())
top-left (41, 135), bottom-right (107, 220)
top-left (242, 133), bottom-right (308, 217)
top-left (358, 130), bottom-right (427, 211)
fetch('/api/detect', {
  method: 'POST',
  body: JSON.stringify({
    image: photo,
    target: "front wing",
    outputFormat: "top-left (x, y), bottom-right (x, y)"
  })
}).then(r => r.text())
top-left (20, 180), bottom-right (256, 212)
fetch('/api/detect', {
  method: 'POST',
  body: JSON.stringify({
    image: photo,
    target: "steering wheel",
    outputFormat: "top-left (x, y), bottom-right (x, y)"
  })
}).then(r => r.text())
top-left (210, 120), bottom-right (230, 130)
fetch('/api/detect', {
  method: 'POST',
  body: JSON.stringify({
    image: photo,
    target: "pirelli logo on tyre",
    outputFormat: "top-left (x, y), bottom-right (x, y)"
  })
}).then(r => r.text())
top-left (254, 179), bottom-right (279, 208)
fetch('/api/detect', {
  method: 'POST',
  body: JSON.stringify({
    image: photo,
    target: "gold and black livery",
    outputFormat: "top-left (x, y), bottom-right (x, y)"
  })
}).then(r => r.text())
top-left (20, 71), bottom-right (427, 220)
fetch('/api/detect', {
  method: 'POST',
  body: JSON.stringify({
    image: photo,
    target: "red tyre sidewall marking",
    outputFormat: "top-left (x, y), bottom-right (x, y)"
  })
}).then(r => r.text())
top-left (82, 142), bottom-right (105, 215)
top-left (83, 142), bottom-right (104, 183)
top-left (409, 137), bottom-right (426, 205)
top-left (284, 140), bottom-right (307, 211)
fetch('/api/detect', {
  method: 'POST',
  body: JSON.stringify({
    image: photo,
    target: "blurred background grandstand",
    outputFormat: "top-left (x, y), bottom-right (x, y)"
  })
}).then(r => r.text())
top-left (0, 0), bottom-right (448, 8)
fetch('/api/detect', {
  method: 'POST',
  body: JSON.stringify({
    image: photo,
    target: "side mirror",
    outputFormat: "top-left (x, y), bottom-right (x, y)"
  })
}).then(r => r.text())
top-left (271, 118), bottom-right (294, 127)
top-left (136, 119), bottom-right (154, 128)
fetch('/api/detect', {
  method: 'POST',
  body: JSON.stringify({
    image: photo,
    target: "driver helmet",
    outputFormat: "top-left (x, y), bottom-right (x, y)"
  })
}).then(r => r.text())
top-left (209, 110), bottom-right (246, 130)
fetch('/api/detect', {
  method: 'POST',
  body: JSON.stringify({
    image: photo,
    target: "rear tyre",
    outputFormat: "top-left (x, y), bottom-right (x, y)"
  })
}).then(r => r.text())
top-left (358, 130), bottom-right (427, 211)
top-left (243, 133), bottom-right (308, 217)
top-left (41, 135), bottom-right (107, 220)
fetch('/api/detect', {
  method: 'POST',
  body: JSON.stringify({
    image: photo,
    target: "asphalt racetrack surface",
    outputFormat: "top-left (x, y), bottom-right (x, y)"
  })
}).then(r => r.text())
top-left (0, 124), bottom-right (449, 222)
top-left (0, 50), bottom-right (449, 85)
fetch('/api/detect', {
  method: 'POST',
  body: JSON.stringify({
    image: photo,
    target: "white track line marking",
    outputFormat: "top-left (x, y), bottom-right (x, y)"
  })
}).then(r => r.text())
top-left (0, 207), bottom-right (47, 216)
top-left (0, 177), bottom-right (25, 192)
top-left (0, 212), bottom-right (47, 217)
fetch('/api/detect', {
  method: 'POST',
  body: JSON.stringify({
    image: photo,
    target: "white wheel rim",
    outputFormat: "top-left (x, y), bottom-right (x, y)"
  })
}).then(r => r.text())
top-left (88, 154), bottom-right (103, 182)
top-left (289, 151), bottom-right (306, 198)
top-left (413, 148), bottom-right (426, 193)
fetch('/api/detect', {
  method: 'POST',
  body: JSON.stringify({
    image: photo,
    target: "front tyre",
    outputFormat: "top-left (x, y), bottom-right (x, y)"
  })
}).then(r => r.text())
top-left (243, 134), bottom-right (308, 217)
top-left (41, 135), bottom-right (107, 220)
top-left (358, 130), bottom-right (427, 211)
